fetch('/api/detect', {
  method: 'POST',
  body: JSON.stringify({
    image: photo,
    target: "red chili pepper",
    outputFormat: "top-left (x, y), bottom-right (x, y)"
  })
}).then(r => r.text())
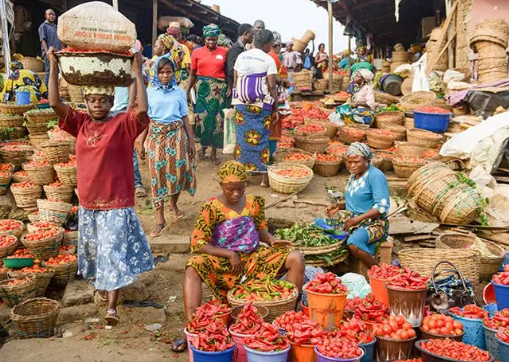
top-left (192, 321), bottom-right (235, 352)
top-left (306, 272), bottom-right (348, 294)
top-left (244, 323), bottom-right (289, 352)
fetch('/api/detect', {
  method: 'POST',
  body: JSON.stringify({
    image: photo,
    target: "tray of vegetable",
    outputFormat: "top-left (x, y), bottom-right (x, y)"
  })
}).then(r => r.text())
top-left (275, 222), bottom-right (346, 255)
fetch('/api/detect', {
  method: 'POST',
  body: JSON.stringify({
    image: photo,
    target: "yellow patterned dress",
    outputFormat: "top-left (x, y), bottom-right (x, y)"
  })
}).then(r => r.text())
top-left (187, 195), bottom-right (292, 300)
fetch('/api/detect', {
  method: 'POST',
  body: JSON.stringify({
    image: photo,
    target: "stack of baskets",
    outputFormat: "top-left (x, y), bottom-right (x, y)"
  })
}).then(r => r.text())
top-left (25, 109), bottom-right (58, 142)
top-left (391, 49), bottom-right (409, 72)
top-left (268, 163), bottom-right (313, 194)
top-left (293, 70), bottom-right (313, 91)
top-left (0, 144), bottom-right (35, 170)
top-left (0, 104), bottom-right (32, 141)
top-left (44, 183), bottom-right (74, 203)
top-left (273, 148), bottom-right (316, 169)
top-left (40, 140), bottom-right (73, 164)
top-left (470, 18), bottom-right (509, 83)
top-left (21, 226), bottom-right (64, 260)
top-left (426, 28), bottom-right (448, 71)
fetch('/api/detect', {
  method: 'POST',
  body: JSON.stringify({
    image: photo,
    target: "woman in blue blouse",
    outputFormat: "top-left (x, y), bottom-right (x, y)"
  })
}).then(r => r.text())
top-left (143, 56), bottom-right (197, 237)
top-left (327, 142), bottom-right (390, 268)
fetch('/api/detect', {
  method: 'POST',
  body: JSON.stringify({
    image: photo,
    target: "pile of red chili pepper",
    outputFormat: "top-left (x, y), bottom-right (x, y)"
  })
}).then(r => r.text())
top-left (336, 317), bottom-right (375, 344)
top-left (493, 264), bottom-right (509, 285)
top-left (244, 323), bottom-right (290, 352)
top-left (420, 338), bottom-right (491, 361)
top-left (192, 321), bottom-right (235, 352)
top-left (415, 106), bottom-right (451, 114)
top-left (386, 268), bottom-right (428, 290)
top-left (286, 318), bottom-right (326, 346)
top-left (273, 310), bottom-right (310, 332)
top-left (449, 305), bottom-right (487, 320)
top-left (374, 315), bottom-right (416, 340)
top-left (305, 108), bottom-right (330, 120)
top-left (186, 300), bottom-right (231, 333)
top-left (316, 337), bottom-right (363, 359)
top-left (368, 263), bottom-right (400, 280)
top-left (344, 293), bottom-right (389, 323)
top-left (229, 303), bottom-right (264, 335)
top-left (497, 328), bottom-right (509, 343)
top-left (483, 308), bottom-right (509, 329)
top-left (306, 272), bottom-right (348, 294)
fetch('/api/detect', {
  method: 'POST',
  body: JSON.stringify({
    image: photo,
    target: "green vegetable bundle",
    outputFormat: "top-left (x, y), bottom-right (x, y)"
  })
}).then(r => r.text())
top-left (276, 223), bottom-right (336, 247)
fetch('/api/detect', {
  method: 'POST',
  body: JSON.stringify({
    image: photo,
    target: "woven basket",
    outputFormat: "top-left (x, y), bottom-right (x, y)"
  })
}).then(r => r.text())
top-left (11, 297), bottom-right (60, 338)
top-left (435, 233), bottom-right (474, 249)
top-left (43, 185), bottom-right (74, 203)
top-left (404, 117), bottom-right (415, 129)
top-left (22, 163), bottom-right (55, 186)
top-left (27, 212), bottom-right (40, 223)
top-left (0, 219), bottom-right (24, 239)
top-left (294, 135), bottom-right (330, 154)
top-left (0, 115), bottom-right (24, 128)
top-left (20, 57), bottom-right (44, 72)
top-left (0, 269), bottom-right (7, 282)
top-left (408, 170), bottom-right (459, 216)
top-left (436, 184), bottom-right (482, 225)
top-left (53, 165), bottom-right (77, 187)
top-left (399, 248), bottom-right (480, 286)
top-left (294, 124), bottom-right (327, 138)
top-left (268, 163), bottom-right (313, 194)
top-left (480, 242), bottom-right (506, 281)
top-left (366, 130), bottom-right (396, 149)
top-left (26, 122), bottom-right (49, 135)
top-left (304, 119), bottom-right (339, 139)
top-left (306, 252), bottom-right (349, 268)
top-left (25, 111), bottom-right (58, 125)
top-left (9, 270), bottom-right (55, 297)
top-left (372, 156), bottom-right (383, 169)
top-left (0, 235), bottom-right (18, 258)
top-left (63, 231), bottom-right (78, 246)
top-left (273, 148), bottom-right (316, 169)
top-left (374, 90), bottom-right (398, 106)
top-left (0, 171), bottom-right (11, 195)
top-left (314, 79), bottom-right (328, 91)
top-left (381, 124), bottom-right (406, 141)
top-left (21, 228), bottom-right (63, 261)
top-left (27, 222), bottom-right (59, 233)
top-left (11, 184), bottom-right (43, 208)
top-left (375, 111), bottom-right (405, 128)
top-left (396, 142), bottom-right (426, 157)
top-left (326, 145), bottom-right (349, 157)
top-left (373, 151), bottom-right (395, 171)
top-left (227, 283), bottom-right (299, 322)
top-left (0, 274), bottom-right (37, 307)
top-left (0, 145), bottom-right (35, 168)
top-left (337, 125), bottom-right (369, 144)
top-left (400, 92), bottom-right (436, 113)
top-left (313, 158), bottom-right (342, 177)
top-left (40, 141), bottom-right (71, 164)
top-left (392, 157), bottom-right (428, 179)
top-left (29, 134), bottom-right (50, 148)
top-left (296, 242), bottom-right (346, 256)
top-left (407, 129), bottom-right (443, 148)
top-left (42, 259), bottom-right (78, 286)
top-left (293, 70), bottom-right (313, 91)
top-left (0, 126), bottom-right (27, 140)
top-left (0, 103), bottom-right (34, 116)
top-left (37, 200), bottom-right (72, 225)
top-left (60, 246), bottom-right (76, 255)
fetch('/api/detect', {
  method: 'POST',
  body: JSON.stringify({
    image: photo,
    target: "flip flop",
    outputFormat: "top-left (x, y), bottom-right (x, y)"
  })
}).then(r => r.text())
top-left (150, 223), bottom-right (167, 237)
top-left (135, 187), bottom-right (147, 197)
top-left (169, 337), bottom-right (188, 353)
top-left (105, 309), bottom-right (120, 326)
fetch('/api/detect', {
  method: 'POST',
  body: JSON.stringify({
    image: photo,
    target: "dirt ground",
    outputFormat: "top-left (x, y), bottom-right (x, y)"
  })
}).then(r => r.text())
top-left (0, 153), bottom-right (352, 361)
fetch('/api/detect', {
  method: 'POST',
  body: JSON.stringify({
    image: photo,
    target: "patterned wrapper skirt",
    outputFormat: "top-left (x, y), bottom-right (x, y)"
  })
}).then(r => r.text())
top-left (337, 104), bottom-right (374, 126)
top-left (336, 210), bottom-right (388, 255)
top-left (78, 207), bottom-right (155, 291)
top-left (187, 246), bottom-right (292, 301)
top-left (147, 121), bottom-right (197, 208)
top-left (194, 76), bottom-right (229, 148)
top-left (234, 104), bottom-right (272, 172)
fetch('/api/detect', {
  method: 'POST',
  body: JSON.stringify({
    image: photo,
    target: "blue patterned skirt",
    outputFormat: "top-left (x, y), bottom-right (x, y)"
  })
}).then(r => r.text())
top-left (78, 207), bottom-right (155, 291)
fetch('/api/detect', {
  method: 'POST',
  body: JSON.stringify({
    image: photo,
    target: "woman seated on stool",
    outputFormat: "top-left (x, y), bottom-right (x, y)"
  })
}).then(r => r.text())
top-left (183, 160), bottom-right (305, 319)
top-left (327, 143), bottom-right (390, 268)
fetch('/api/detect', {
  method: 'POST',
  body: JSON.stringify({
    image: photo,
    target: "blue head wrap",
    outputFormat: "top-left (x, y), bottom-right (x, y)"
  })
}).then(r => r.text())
top-left (151, 54), bottom-right (178, 92)
top-left (346, 142), bottom-right (373, 160)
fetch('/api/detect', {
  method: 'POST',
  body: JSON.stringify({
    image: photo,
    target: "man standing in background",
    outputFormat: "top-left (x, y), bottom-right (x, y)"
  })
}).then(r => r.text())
top-left (246, 20), bottom-right (265, 50)
top-left (38, 9), bottom-right (62, 86)
top-left (226, 24), bottom-right (254, 92)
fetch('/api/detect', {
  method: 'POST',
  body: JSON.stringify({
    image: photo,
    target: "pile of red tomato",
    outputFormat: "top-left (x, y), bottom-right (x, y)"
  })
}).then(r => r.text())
top-left (415, 106), bottom-right (451, 114)
top-left (24, 228), bottom-right (60, 242)
top-left (11, 181), bottom-right (37, 189)
top-left (45, 254), bottom-right (77, 265)
top-left (421, 314), bottom-right (464, 336)
top-left (0, 235), bottom-right (16, 248)
top-left (373, 315), bottom-right (416, 340)
top-left (0, 219), bottom-right (22, 232)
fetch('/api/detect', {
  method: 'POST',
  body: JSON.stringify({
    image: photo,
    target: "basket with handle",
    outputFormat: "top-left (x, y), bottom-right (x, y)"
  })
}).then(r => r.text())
top-left (37, 200), bottom-right (72, 225)
top-left (0, 274), bottom-right (37, 307)
top-left (42, 259), bottom-right (78, 286)
top-left (40, 141), bottom-right (72, 164)
top-left (11, 297), bottom-right (61, 338)
top-left (273, 148), bottom-right (316, 169)
top-left (0, 115), bottom-right (24, 128)
top-left (268, 163), bottom-right (314, 194)
top-left (20, 57), bottom-right (44, 72)
top-left (0, 103), bottom-right (35, 116)
top-left (294, 135), bottom-right (330, 154)
top-left (0, 234), bottom-right (18, 258)
top-left (53, 164), bottom-right (77, 187)
top-left (366, 130), bottom-right (396, 149)
top-left (22, 162), bottom-right (55, 185)
top-left (11, 183), bottom-right (43, 208)
top-left (21, 227), bottom-right (64, 260)
top-left (43, 184), bottom-right (74, 203)
top-left (8, 269), bottom-right (55, 297)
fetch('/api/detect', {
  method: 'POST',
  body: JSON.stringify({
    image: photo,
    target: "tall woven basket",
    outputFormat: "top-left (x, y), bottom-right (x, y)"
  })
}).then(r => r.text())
top-left (268, 163), bottom-right (314, 194)
top-left (21, 227), bottom-right (64, 260)
top-left (22, 163), bottom-right (56, 185)
top-left (273, 148), bottom-right (316, 169)
top-left (0, 145), bottom-right (35, 169)
top-left (313, 158), bottom-right (342, 177)
top-left (294, 135), bottom-right (330, 154)
top-left (40, 141), bottom-right (72, 164)
top-left (43, 185), bottom-right (74, 203)
top-left (37, 200), bottom-right (72, 225)
top-left (11, 298), bottom-right (61, 338)
top-left (366, 130), bottom-right (396, 149)
top-left (11, 184), bottom-right (43, 209)
top-left (54, 164), bottom-right (77, 187)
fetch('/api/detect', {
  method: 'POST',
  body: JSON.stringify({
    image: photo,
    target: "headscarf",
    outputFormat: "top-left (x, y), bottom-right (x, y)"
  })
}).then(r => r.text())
top-left (218, 161), bottom-right (248, 183)
top-left (203, 24), bottom-right (221, 38)
top-left (166, 25), bottom-right (182, 40)
top-left (9, 61), bottom-right (23, 71)
top-left (151, 54), bottom-right (178, 92)
top-left (272, 31), bottom-right (282, 46)
top-left (83, 86), bottom-right (115, 96)
top-left (342, 49), bottom-right (350, 57)
top-left (356, 69), bottom-right (374, 83)
top-left (218, 34), bottom-right (232, 48)
top-left (158, 33), bottom-right (175, 51)
top-left (286, 41), bottom-right (294, 46)
top-left (346, 142), bottom-right (373, 161)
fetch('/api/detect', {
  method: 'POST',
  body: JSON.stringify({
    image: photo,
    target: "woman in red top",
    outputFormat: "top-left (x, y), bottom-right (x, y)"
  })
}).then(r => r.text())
top-left (47, 48), bottom-right (154, 326)
top-left (186, 24), bottom-right (228, 165)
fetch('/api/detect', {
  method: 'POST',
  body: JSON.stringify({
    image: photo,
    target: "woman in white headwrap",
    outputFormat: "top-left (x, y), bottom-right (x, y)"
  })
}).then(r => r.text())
top-left (338, 69), bottom-right (378, 125)
top-left (326, 142), bottom-right (390, 268)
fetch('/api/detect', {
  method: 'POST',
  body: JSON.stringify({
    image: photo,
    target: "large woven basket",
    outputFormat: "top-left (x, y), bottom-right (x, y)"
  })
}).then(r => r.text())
top-left (305, 252), bottom-right (349, 268)
top-left (63, 230), bottom-right (78, 246)
top-left (37, 200), bottom-right (72, 225)
top-left (0, 145), bottom-right (35, 168)
top-left (304, 119), bottom-right (339, 139)
top-left (0, 171), bottom-right (11, 195)
top-left (9, 270), bottom-right (55, 297)
top-left (11, 184), bottom-right (43, 208)
top-left (20, 57), bottom-right (45, 72)
top-left (0, 103), bottom-right (34, 116)
top-left (0, 115), bottom-right (24, 128)
top-left (294, 124), bottom-right (327, 138)
top-left (366, 130), bottom-right (396, 149)
top-left (268, 163), bottom-right (313, 194)
top-left (21, 227), bottom-right (64, 260)
top-left (375, 111), bottom-right (405, 128)
top-left (0, 274), bottom-right (37, 307)
top-left (26, 122), bottom-right (49, 135)
top-left (273, 148), bottom-right (316, 169)
top-left (392, 157), bottom-right (428, 179)
top-left (29, 134), bottom-right (50, 148)
top-left (381, 124), bottom-right (406, 141)
top-left (407, 129), bottom-right (443, 148)
top-left (43, 185), bottom-right (74, 203)
top-left (27, 212), bottom-right (40, 223)
top-left (0, 126), bottom-right (26, 140)
top-left (337, 125), bottom-right (369, 144)
top-left (436, 184), bottom-right (482, 225)
top-left (293, 70), bottom-right (313, 91)
top-left (53, 165), bottom-right (77, 187)
top-left (42, 259), bottom-right (78, 286)
top-left (398, 248), bottom-right (480, 287)
top-left (25, 111), bottom-right (58, 125)
top-left (0, 235), bottom-right (18, 258)
top-left (396, 142), bottom-right (426, 158)
top-left (22, 163), bottom-right (55, 185)
top-left (0, 219), bottom-right (24, 239)
top-left (313, 158), bottom-right (342, 177)
top-left (399, 92), bottom-right (436, 114)
top-left (227, 283), bottom-right (299, 322)
top-left (11, 298), bottom-right (60, 338)
top-left (40, 141), bottom-right (72, 164)
top-left (294, 135), bottom-right (330, 154)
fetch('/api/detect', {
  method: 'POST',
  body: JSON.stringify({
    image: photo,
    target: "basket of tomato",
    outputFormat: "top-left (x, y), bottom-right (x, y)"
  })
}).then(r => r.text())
top-left (54, 156), bottom-right (77, 187)
top-left (27, 221), bottom-right (60, 233)
top-left (367, 129), bottom-right (397, 149)
top-left (392, 157), bottom-right (428, 179)
top-left (0, 145), bottom-right (35, 169)
top-left (304, 118), bottom-right (339, 139)
top-left (294, 124), bottom-right (327, 138)
top-left (10, 182), bottom-right (43, 209)
top-left (9, 264), bottom-right (55, 297)
top-left (0, 274), bottom-right (37, 307)
top-left (37, 199), bottom-right (73, 225)
top-left (338, 125), bottom-right (369, 145)
top-left (0, 234), bottom-right (18, 259)
top-left (0, 219), bottom-right (24, 239)
top-left (415, 338), bottom-right (494, 362)
top-left (268, 163), bottom-right (313, 195)
top-left (274, 148), bottom-right (316, 169)
top-left (21, 227), bottom-right (64, 261)
top-left (448, 305), bottom-right (487, 349)
top-left (373, 315), bottom-right (417, 362)
top-left (420, 314), bottom-right (464, 342)
top-left (42, 254), bottom-right (78, 286)
top-left (43, 180), bottom-right (74, 203)
top-left (314, 154), bottom-right (342, 177)
top-left (63, 229), bottom-right (78, 247)
top-left (12, 170), bottom-right (31, 183)
top-left (22, 160), bottom-right (56, 186)
top-left (28, 211), bottom-right (40, 223)
top-left (0, 170), bottom-right (12, 195)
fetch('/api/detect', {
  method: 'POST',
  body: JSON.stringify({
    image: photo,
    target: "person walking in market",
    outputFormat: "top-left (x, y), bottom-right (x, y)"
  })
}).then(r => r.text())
top-left (142, 55), bottom-right (197, 237)
top-left (186, 24), bottom-right (229, 165)
top-left (283, 41), bottom-right (303, 73)
top-left (38, 9), bottom-right (62, 86)
top-left (47, 47), bottom-right (154, 326)
top-left (226, 24), bottom-right (254, 94)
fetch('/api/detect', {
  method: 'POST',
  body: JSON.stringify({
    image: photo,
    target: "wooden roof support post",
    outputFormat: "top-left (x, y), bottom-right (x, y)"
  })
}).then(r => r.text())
top-left (426, 1), bottom-right (458, 73)
top-left (113, 0), bottom-right (118, 10)
top-left (328, 0), bottom-right (334, 94)
top-left (152, 0), bottom-right (158, 47)
top-left (446, 0), bottom-right (456, 69)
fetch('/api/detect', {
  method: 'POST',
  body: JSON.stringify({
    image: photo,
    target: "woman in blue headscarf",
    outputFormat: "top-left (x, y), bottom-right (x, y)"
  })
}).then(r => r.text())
top-left (143, 55), bottom-right (197, 237)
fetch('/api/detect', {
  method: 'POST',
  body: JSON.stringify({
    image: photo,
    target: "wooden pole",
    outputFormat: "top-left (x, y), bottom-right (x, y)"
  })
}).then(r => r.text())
top-left (0, 0), bottom-right (11, 76)
top-left (446, 0), bottom-right (455, 69)
top-left (112, 0), bottom-right (118, 10)
top-left (327, 0), bottom-right (333, 94)
top-left (347, 36), bottom-right (351, 73)
top-left (152, 0), bottom-right (158, 46)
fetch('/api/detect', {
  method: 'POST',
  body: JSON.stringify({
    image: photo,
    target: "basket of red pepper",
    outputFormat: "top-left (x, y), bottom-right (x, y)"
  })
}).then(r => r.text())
top-left (492, 264), bottom-right (509, 310)
top-left (368, 263), bottom-right (400, 307)
top-left (448, 305), bottom-right (487, 349)
top-left (244, 323), bottom-right (290, 362)
top-left (415, 338), bottom-right (494, 362)
top-left (496, 328), bottom-right (509, 362)
top-left (189, 321), bottom-right (236, 362)
top-left (344, 293), bottom-right (389, 327)
top-left (483, 308), bottom-right (509, 361)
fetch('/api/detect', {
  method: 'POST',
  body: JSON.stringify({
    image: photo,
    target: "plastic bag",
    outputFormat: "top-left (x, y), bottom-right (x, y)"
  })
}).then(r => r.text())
top-left (340, 273), bottom-right (372, 299)
top-left (222, 108), bottom-right (236, 155)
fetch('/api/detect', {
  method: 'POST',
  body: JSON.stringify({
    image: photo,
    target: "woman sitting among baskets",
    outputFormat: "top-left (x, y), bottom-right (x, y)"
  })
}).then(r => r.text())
top-left (184, 161), bottom-right (305, 319)
top-left (0, 61), bottom-right (48, 103)
top-left (327, 143), bottom-right (390, 269)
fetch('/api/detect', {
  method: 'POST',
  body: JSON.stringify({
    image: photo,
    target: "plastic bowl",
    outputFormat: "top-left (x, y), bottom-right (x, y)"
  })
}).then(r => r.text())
top-left (2, 258), bottom-right (34, 269)
top-left (484, 283), bottom-right (496, 305)
top-left (414, 110), bottom-right (452, 133)
top-left (415, 340), bottom-right (495, 362)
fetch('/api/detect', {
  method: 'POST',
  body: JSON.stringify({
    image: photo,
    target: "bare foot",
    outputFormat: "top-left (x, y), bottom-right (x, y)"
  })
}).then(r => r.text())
top-left (135, 187), bottom-right (147, 197)
top-left (171, 207), bottom-right (184, 220)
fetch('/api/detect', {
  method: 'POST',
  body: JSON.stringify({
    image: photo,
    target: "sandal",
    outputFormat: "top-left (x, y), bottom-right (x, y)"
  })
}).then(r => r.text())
top-left (150, 223), bottom-right (167, 237)
top-left (171, 207), bottom-right (184, 220)
top-left (105, 309), bottom-right (120, 326)
top-left (94, 291), bottom-right (108, 306)
top-left (169, 337), bottom-right (188, 353)
top-left (135, 187), bottom-right (147, 197)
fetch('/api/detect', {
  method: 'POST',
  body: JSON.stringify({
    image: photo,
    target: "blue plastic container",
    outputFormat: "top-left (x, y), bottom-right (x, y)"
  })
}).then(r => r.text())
top-left (451, 314), bottom-right (485, 349)
top-left (484, 324), bottom-right (500, 361)
top-left (190, 345), bottom-right (236, 362)
top-left (15, 91), bottom-right (31, 105)
top-left (494, 282), bottom-right (509, 310)
top-left (413, 110), bottom-right (452, 133)
top-left (499, 337), bottom-right (509, 362)
top-left (315, 346), bottom-right (364, 362)
top-left (483, 303), bottom-right (498, 318)
top-left (360, 339), bottom-right (375, 362)
top-left (499, 253), bottom-right (509, 271)
top-left (245, 345), bottom-right (290, 362)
